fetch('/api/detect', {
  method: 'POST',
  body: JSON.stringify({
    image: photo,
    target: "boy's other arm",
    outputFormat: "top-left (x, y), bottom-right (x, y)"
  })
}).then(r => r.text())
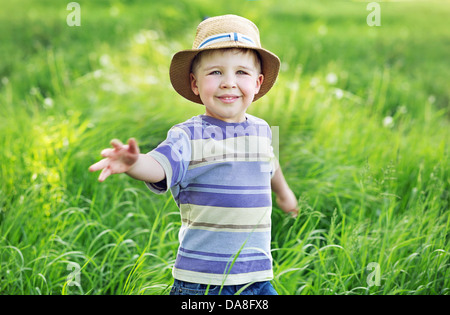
top-left (89, 138), bottom-right (165, 183)
top-left (271, 166), bottom-right (298, 217)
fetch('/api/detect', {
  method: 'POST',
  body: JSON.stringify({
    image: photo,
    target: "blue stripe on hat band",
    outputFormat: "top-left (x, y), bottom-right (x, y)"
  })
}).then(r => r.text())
top-left (198, 32), bottom-right (257, 49)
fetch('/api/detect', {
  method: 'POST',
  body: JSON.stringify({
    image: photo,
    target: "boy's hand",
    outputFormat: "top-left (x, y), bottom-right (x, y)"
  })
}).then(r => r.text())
top-left (89, 138), bottom-right (140, 182)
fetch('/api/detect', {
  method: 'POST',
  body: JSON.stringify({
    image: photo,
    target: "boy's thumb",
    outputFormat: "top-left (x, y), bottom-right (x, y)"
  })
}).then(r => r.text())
top-left (127, 138), bottom-right (138, 153)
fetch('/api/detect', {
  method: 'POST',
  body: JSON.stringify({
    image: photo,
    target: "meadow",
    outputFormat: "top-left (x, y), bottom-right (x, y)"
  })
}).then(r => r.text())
top-left (0, 0), bottom-right (449, 295)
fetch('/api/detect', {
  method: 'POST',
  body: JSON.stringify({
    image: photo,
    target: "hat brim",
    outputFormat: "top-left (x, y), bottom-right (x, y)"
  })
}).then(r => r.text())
top-left (169, 44), bottom-right (280, 105)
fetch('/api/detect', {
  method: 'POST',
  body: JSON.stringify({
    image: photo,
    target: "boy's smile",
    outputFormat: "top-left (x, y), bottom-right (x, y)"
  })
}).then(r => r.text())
top-left (190, 49), bottom-right (264, 123)
top-left (216, 94), bottom-right (240, 104)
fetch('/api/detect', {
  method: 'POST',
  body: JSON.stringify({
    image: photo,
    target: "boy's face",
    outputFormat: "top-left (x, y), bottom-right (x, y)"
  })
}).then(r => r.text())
top-left (190, 49), bottom-right (264, 123)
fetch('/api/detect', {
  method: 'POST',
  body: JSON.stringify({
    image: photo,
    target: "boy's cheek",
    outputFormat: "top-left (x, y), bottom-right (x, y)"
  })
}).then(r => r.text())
top-left (198, 79), bottom-right (218, 95)
top-left (191, 75), bottom-right (218, 95)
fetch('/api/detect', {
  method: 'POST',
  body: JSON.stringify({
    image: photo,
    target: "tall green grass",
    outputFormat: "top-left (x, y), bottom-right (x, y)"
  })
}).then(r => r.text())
top-left (1, 0), bottom-right (449, 294)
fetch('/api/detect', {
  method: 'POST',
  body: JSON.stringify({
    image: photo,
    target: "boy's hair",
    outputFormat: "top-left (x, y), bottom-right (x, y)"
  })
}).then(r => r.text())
top-left (190, 48), bottom-right (262, 75)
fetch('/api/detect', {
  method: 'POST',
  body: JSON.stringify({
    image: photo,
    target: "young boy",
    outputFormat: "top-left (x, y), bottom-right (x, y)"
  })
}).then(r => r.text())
top-left (89, 15), bottom-right (298, 295)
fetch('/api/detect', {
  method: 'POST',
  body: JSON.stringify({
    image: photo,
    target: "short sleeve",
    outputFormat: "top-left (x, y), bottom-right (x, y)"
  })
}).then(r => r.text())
top-left (270, 155), bottom-right (280, 178)
top-left (145, 127), bottom-right (191, 194)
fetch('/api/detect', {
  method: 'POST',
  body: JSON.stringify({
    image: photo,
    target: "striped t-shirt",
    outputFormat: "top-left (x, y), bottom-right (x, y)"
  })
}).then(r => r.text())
top-left (146, 114), bottom-right (278, 285)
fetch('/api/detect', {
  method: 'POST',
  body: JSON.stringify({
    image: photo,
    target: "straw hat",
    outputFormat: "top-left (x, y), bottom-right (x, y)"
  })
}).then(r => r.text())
top-left (169, 14), bottom-right (280, 104)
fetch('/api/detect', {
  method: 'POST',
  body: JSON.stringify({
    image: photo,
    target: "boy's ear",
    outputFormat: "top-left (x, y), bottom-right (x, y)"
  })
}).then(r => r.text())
top-left (254, 74), bottom-right (264, 95)
top-left (190, 73), bottom-right (199, 96)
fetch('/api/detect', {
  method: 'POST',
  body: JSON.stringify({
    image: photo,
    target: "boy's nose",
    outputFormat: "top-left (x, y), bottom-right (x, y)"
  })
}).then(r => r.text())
top-left (220, 74), bottom-right (237, 89)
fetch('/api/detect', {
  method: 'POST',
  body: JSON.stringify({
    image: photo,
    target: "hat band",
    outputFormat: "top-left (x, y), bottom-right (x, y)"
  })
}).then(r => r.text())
top-left (197, 32), bottom-right (257, 49)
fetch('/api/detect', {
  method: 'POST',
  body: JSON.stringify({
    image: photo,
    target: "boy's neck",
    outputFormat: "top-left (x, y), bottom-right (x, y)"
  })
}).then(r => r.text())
top-left (204, 111), bottom-right (247, 124)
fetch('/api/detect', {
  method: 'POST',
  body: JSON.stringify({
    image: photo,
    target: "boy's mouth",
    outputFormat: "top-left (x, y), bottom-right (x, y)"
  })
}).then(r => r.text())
top-left (216, 94), bottom-right (240, 104)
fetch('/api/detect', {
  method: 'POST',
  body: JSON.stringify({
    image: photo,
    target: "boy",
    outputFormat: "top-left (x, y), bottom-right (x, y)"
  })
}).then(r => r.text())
top-left (89, 15), bottom-right (298, 295)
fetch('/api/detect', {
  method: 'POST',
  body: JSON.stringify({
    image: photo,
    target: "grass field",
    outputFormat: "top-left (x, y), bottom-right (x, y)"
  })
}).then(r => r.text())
top-left (0, 0), bottom-right (449, 295)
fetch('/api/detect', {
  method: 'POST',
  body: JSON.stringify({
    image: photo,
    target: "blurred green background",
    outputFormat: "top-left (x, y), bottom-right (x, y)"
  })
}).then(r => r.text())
top-left (0, 0), bottom-right (449, 294)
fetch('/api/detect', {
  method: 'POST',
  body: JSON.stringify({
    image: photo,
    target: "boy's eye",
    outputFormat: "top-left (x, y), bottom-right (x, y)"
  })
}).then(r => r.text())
top-left (237, 70), bottom-right (249, 75)
top-left (209, 70), bottom-right (221, 75)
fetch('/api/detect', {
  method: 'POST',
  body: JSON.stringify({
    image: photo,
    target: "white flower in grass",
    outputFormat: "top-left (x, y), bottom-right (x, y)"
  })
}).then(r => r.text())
top-left (43, 97), bottom-right (54, 108)
top-left (326, 72), bottom-right (338, 85)
top-left (100, 54), bottom-right (111, 67)
top-left (334, 88), bottom-right (344, 99)
top-left (383, 116), bottom-right (394, 128)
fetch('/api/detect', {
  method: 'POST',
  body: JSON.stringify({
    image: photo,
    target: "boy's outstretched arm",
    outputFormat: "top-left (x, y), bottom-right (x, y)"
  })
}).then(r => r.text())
top-left (89, 138), bottom-right (165, 183)
top-left (271, 166), bottom-right (298, 217)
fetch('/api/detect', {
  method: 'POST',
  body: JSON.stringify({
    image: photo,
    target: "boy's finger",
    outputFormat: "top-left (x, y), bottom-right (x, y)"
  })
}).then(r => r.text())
top-left (110, 139), bottom-right (123, 150)
top-left (101, 148), bottom-right (113, 157)
top-left (98, 167), bottom-right (112, 182)
top-left (89, 158), bottom-right (108, 172)
top-left (127, 138), bottom-right (138, 154)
